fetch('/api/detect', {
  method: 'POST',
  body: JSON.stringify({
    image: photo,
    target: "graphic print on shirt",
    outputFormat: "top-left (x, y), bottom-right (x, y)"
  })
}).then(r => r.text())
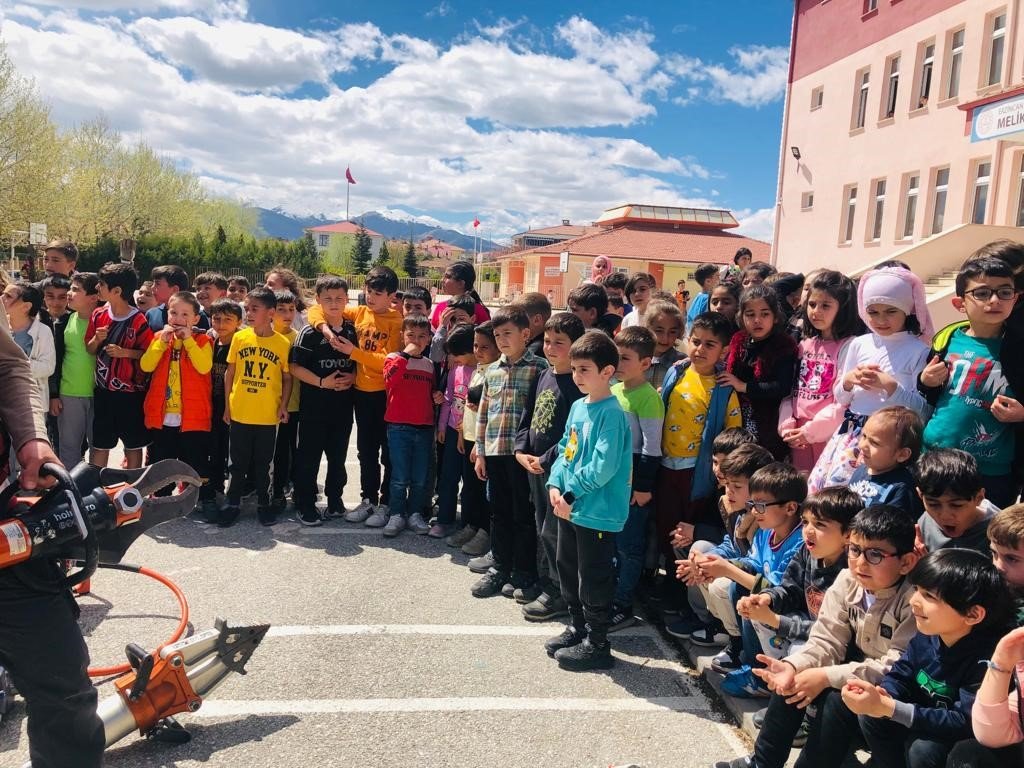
top-left (914, 669), bottom-right (954, 709)
top-left (165, 345), bottom-right (182, 412)
top-left (236, 343), bottom-right (283, 393)
top-left (946, 350), bottom-right (1010, 459)
top-left (805, 585), bottom-right (826, 619)
top-left (797, 353), bottom-right (836, 403)
top-left (564, 424), bottom-right (579, 462)
top-left (532, 388), bottom-right (557, 436)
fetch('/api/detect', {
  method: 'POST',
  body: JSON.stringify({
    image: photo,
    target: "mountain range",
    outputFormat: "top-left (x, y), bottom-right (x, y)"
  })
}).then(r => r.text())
top-left (251, 207), bottom-right (500, 252)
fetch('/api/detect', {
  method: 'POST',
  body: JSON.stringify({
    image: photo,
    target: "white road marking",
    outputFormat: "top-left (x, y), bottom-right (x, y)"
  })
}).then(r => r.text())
top-left (193, 696), bottom-right (708, 717)
top-left (265, 623), bottom-right (656, 638)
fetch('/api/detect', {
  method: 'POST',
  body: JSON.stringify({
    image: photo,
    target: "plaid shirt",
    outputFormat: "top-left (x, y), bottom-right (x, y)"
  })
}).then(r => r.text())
top-left (476, 349), bottom-right (548, 457)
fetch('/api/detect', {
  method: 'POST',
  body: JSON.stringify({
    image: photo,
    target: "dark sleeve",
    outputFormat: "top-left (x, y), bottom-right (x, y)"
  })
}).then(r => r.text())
top-left (880, 482), bottom-right (915, 518)
top-left (49, 315), bottom-right (66, 398)
top-left (514, 373), bottom-right (541, 455)
top-left (745, 347), bottom-right (798, 400)
top-left (879, 641), bottom-right (917, 703)
top-left (634, 454), bottom-right (660, 494)
top-left (917, 342), bottom-right (946, 405)
top-left (290, 329), bottom-right (313, 368)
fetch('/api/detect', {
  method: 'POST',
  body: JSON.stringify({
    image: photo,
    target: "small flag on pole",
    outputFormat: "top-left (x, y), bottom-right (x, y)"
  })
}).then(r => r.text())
top-left (473, 218), bottom-right (480, 228)
top-left (345, 167), bottom-right (357, 185)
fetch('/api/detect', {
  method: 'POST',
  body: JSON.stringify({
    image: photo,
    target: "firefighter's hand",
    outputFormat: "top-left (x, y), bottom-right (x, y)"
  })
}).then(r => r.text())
top-left (17, 439), bottom-right (62, 489)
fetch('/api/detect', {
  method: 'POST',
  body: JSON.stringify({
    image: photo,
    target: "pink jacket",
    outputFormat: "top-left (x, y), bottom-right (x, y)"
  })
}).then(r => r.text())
top-left (778, 336), bottom-right (852, 443)
top-left (972, 662), bottom-right (1024, 747)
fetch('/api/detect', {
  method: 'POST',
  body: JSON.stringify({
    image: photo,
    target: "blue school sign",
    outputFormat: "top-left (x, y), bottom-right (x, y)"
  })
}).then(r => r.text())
top-left (971, 91), bottom-right (1024, 142)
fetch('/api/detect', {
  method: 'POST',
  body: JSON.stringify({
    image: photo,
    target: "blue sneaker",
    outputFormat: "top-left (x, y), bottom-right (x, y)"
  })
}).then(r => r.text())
top-left (720, 666), bottom-right (770, 698)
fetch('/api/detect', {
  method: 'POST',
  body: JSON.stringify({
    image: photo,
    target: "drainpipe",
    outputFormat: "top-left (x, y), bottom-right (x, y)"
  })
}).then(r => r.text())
top-left (771, 0), bottom-right (800, 266)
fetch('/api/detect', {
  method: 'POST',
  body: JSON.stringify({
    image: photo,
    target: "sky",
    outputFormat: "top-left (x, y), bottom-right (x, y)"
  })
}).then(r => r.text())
top-left (0, 1), bottom-right (793, 243)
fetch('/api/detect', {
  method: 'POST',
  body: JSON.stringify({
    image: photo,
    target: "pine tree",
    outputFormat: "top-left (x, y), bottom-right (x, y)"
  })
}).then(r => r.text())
top-left (374, 239), bottom-right (390, 267)
top-left (351, 221), bottom-right (372, 274)
top-left (403, 239), bottom-right (418, 278)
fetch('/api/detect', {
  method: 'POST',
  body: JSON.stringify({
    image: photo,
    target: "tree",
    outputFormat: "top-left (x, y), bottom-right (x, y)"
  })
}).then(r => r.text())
top-left (351, 222), bottom-right (372, 274)
top-left (403, 239), bottom-right (418, 278)
top-left (374, 239), bottom-right (390, 267)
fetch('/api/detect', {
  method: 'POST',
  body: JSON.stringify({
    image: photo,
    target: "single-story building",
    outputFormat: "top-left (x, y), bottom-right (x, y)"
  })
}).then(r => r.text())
top-left (305, 221), bottom-right (384, 262)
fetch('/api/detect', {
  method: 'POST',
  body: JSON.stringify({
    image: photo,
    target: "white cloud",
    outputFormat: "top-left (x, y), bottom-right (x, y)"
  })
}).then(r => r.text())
top-left (556, 15), bottom-right (659, 90)
top-left (474, 17), bottom-right (524, 40)
top-left (17, 0), bottom-right (246, 15)
top-left (379, 33), bottom-right (437, 64)
top-left (667, 45), bottom-right (788, 107)
top-left (425, 2), bottom-right (451, 19)
top-left (733, 206), bottom-right (776, 242)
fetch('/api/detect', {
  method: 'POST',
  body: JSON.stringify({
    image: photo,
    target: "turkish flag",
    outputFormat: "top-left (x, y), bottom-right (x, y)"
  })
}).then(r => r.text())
top-left (473, 218), bottom-right (480, 228)
top-left (345, 167), bottom-right (356, 184)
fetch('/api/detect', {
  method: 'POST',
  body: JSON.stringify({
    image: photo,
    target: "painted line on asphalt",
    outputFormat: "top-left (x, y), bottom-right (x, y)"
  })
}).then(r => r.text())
top-left (266, 623), bottom-right (658, 638)
top-left (193, 696), bottom-right (708, 717)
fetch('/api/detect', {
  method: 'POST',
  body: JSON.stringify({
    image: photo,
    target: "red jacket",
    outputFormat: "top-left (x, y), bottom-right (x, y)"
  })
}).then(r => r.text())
top-left (143, 335), bottom-right (213, 432)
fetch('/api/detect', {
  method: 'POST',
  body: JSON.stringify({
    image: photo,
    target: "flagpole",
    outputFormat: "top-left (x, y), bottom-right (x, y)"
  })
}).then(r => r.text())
top-left (346, 181), bottom-right (350, 223)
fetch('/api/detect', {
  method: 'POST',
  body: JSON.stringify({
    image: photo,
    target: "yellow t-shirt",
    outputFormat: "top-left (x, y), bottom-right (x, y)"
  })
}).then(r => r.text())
top-left (227, 327), bottom-right (292, 426)
top-left (662, 366), bottom-right (742, 462)
top-left (307, 303), bottom-right (402, 393)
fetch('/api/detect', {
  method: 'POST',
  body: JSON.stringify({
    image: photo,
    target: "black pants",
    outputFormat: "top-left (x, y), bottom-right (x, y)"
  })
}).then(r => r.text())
top-left (354, 390), bottom-right (391, 506)
top-left (149, 425), bottom-right (209, 496)
top-left (460, 440), bottom-right (488, 530)
top-left (272, 415), bottom-right (298, 498)
top-left (202, 412), bottom-right (229, 500)
top-left (947, 739), bottom-right (1024, 768)
top-left (555, 517), bottom-right (616, 644)
top-left (859, 711), bottom-right (957, 768)
top-left (227, 421), bottom-right (277, 506)
top-left (755, 689), bottom-right (824, 768)
top-left (293, 398), bottom-right (354, 510)
top-left (0, 568), bottom-right (105, 768)
top-left (485, 455), bottom-right (536, 580)
top-left (794, 688), bottom-right (861, 768)
top-left (527, 470), bottom-right (560, 597)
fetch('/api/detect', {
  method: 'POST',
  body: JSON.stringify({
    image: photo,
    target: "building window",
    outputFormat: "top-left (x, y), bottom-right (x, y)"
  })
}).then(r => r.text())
top-left (318, 234), bottom-right (329, 248)
top-left (972, 161), bottom-right (992, 224)
top-left (884, 56), bottom-right (900, 118)
top-left (853, 69), bottom-right (870, 129)
top-left (931, 167), bottom-right (950, 234)
top-left (946, 28), bottom-right (964, 99)
top-left (1017, 156), bottom-right (1024, 227)
top-left (801, 192), bottom-right (815, 210)
top-left (902, 174), bottom-right (919, 239)
top-left (864, 0), bottom-right (877, 12)
top-left (870, 179), bottom-right (886, 241)
top-left (917, 43), bottom-right (934, 107)
top-left (810, 86), bottom-right (824, 110)
top-left (988, 12), bottom-right (1007, 86)
top-left (842, 185), bottom-right (858, 243)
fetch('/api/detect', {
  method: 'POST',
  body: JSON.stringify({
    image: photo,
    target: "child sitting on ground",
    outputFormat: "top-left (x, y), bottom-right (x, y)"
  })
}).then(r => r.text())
top-left (916, 448), bottom-right (999, 553)
top-left (847, 405), bottom-right (923, 517)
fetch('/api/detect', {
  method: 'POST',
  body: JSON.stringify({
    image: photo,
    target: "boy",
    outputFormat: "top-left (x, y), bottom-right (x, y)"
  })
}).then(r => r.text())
top-left (988, 504), bottom-right (1024, 604)
top-left (42, 239), bottom-right (78, 277)
top-left (714, 504), bottom-right (920, 768)
top-left (517, 291), bottom-right (552, 359)
top-left (227, 275), bottom-right (250, 304)
top-left (920, 253), bottom-right (1024, 508)
top-left (848, 405), bottom-right (923, 516)
top-left (39, 275), bottom-right (71, 326)
top-left (290, 276), bottom-right (357, 526)
top-left (194, 272), bottom-right (228, 314)
top-left (515, 312), bottom-right (585, 619)
top-left (381, 316), bottom-right (436, 537)
top-left (86, 262), bottom-right (154, 469)
top-left (567, 283), bottom-right (619, 337)
top-left (544, 330), bottom-right (632, 670)
top-left (603, 272), bottom-right (632, 316)
top-left (686, 263), bottom-right (720, 336)
top-left (742, 261), bottom-right (776, 288)
top-left (472, 305), bottom-right (549, 598)
top-left (270, 290), bottom-right (301, 509)
top-left (844, 548), bottom-right (1012, 768)
top-left (146, 265), bottom-right (192, 331)
top-left (49, 273), bottom-right (100, 470)
top-left (197, 298), bottom-right (242, 520)
top-left (916, 448), bottom-right (999, 553)
top-left (644, 300), bottom-right (685, 391)
top-left (135, 281), bottom-right (156, 313)
top-left (310, 266), bottom-right (403, 523)
top-left (401, 285), bottom-right (431, 317)
top-left (220, 287), bottom-right (292, 527)
top-left (620, 272), bottom-right (654, 329)
top-left (610, 326), bottom-right (664, 630)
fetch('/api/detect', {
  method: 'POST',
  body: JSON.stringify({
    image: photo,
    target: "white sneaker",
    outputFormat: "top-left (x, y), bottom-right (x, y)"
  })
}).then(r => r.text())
top-left (345, 499), bottom-right (374, 524)
top-left (383, 514), bottom-right (406, 537)
top-left (408, 512), bottom-right (430, 535)
top-left (364, 506), bottom-right (389, 528)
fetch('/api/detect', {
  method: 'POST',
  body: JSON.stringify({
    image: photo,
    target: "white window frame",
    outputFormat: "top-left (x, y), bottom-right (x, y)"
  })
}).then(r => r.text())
top-left (945, 28), bottom-right (965, 100)
top-left (931, 167), bottom-right (950, 235)
top-left (917, 42), bottom-right (935, 107)
top-left (971, 160), bottom-right (992, 224)
top-left (901, 173), bottom-right (919, 240)
top-left (883, 55), bottom-right (900, 119)
top-left (870, 179), bottom-right (887, 241)
top-left (810, 86), bottom-right (824, 110)
top-left (987, 11), bottom-right (1007, 87)
top-left (318, 234), bottom-right (329, 248)
top-left (853, 69), bottom-right (870, 129)
top-left (842, 185), bottom-right (858, 244)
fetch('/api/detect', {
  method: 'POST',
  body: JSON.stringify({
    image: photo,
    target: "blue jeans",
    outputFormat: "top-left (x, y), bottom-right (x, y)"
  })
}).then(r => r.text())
top-left (614, 503), bottom-right (650, 608)
top-left (387, 424), bottom-right (433, 519)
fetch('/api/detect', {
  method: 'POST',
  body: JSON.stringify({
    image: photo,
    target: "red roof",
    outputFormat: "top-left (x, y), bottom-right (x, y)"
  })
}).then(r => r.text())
top-left (305, 221), bottom-right (384, 237)
top-left (502, 223), bottom-right (769, 265)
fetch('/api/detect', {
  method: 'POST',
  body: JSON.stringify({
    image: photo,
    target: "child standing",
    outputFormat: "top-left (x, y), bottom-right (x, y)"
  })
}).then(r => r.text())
top-left (290, 276), bottom-right (357, 525)
top-left (610, 327), bottom-right (664, 630)
top-left (545, 330), bottom-right (632, 670)
top-left (221, 287), bottom-right (292, 527)
top-left (271, 290), bottom-right (302, 509)
top-left (778, 271), bottom-right (859, 471)
top-left (847, 405), bottom-right (923, 516)
top-left (809, 267), bottom-right (934, 492)
top-left (686, 263), bottom-right (721, 335)
top-left (472, 306), bottom-right (549, 598)
top-left (643, 300), bottom-right (684, 391)
top-left (193, 272), bottom-right (228, 315)
top-left (431, 262), bottom-right (490, 327)
top-left (916, 449), bottom-right (999, 552)
top-left (710, 280), bottom-right (741, 331)
top-left (49, 273), bottom-right (100, 469)
top-left (86, 263), bottom-right (154, 469)
top-left (140, 291), bottom-right (212, 480)
top-left (720, 285), bottom-right (799, 461)
top-left (620, 272), bottom-right (654, 329)
top-left (2, 282), bottom-right (56, 420)
top-left (227, 276), bottom-right (249, 304)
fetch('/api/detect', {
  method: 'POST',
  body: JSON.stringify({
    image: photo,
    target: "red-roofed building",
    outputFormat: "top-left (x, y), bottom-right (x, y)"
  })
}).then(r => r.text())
top-left (305, 221), bottom-right (385, 262)
top-left (496, 204), bottom-right (768, 306)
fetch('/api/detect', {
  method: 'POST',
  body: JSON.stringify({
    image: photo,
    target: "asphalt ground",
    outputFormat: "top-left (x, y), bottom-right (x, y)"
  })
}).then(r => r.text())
top-left (0, 437), bottom-right (749, 768)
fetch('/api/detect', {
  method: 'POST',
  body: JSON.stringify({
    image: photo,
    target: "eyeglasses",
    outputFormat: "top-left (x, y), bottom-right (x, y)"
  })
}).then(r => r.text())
top-left (847, 543), bottom-right (902, 565)
top-left (744, 499), bottom-right (792, 514)
top-left (964, 286), bottom-right (1017, 302)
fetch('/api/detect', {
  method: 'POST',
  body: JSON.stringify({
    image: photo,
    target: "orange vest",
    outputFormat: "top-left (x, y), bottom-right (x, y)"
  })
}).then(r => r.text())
top-left (143, 335), bottom-right (213, 432)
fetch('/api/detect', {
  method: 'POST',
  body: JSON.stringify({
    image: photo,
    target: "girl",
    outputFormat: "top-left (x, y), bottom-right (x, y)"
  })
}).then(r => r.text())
top-left (807, 267), bottom-right (933, 491)
top-left (968, 623), bottom-right (1024, 767)
top-left (431, 262), bottom-right (490, 328)
top-left (433, 323), bottom-right (477, 538)
top-left (643, 299), bottom-right (684, 390)
top-left (778, 271), bottom-right (861, 472)
top-left (709, 280), bottom-right (741, 331)
top-left (620, 272), bottom-right (654, 329)
top-left (719, 284), bottom-right (798, 460)
top-left (1, 282), bottom-right (56, 421)
top-left (140, 291), bottom-right (213, 486)
top-left (265, 266), bottom-right (308, 331)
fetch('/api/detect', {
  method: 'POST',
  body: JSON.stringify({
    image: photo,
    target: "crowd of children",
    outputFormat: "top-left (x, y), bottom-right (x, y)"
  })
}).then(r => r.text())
top-left (9, 237), bottom-right (1024, 767)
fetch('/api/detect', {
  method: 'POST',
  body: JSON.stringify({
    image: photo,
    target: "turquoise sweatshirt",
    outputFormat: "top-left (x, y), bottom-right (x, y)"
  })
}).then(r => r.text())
top-left (547, 394), bottom-right (633, 533)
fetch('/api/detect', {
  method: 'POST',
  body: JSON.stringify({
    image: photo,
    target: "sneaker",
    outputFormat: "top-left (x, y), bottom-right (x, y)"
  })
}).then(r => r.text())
top-left (512, 583), bottom-right (541, 604)
top-left (217, 505), bottom-right (241, 528)
top-left (461, 529), bottom-right (490, 557)
top-left (270, 495), bottom-right (286, 512)
top-left (471, 568), bottom-right (510, 598)
top-left (608, 606), bottom-right (637, 633)
top-left (344, 499), bottom-right (375, 523)
top-left (554, 638), bottom-right (614, 671)
top-left (522, 592), bottom-right (570, 622)
top-left (467, 551), bottom-right (495, 573)
top-left (383, 514), bottom-right (407, 538)
top-left (365, 507), bottom-right (389, 528)
top-left (544, 626), bottom-right (586, 657)
top-left (257, 505), bottom-right (277, 527)
top-left (407, 512), bottom-right (430, 535)
top-left (428, 522), bottom-right (454, 539)
top-left (298, 507), bottom-right (322, 527)
top-left (446, 526), bottom-right (477, 547)
top-left (710, 647), bottom-right (744, 674)
top-left (501, 582), bottom-right (517, 599)
top-left (664, 615), bottom-right (705, 639)
top-left (721, 666), bottom-right (770, 699)
top-left (712, 757), bottom-right (754, 768)
top-left (752, 708), bottom-right (766, 729)
top-left (689, 625), bottom-right (728, 647)
top-left (324, 502), bottom-right (347, 519)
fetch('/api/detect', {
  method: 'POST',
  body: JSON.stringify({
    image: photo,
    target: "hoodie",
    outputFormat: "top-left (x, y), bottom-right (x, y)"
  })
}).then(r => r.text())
top-left (917, 499), bottom-right (999, 554)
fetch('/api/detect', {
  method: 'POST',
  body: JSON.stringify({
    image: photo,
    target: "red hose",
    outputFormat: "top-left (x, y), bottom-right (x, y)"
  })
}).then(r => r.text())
top-left (86, 564), bottom-right (190, 679)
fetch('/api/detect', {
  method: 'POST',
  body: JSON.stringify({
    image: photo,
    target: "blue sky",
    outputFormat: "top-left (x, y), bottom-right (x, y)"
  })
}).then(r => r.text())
top-left (1, 1), bottom-right (792, 241)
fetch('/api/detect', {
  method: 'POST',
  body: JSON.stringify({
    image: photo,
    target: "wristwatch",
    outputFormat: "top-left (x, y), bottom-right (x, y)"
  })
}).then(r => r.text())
top-left (561, 492), bottom-right (576, 506)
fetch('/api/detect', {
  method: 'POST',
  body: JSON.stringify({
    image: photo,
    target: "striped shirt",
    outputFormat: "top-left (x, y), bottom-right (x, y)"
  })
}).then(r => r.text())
top-left (476, 349), bottom-right (548, 457)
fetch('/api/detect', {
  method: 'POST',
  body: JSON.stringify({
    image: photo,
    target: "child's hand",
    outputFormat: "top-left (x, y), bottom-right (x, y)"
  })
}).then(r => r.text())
top-left (432, 390), bottom-right (444, 406)
top-left (670, 522), bottom-right (695, 549)
top-left (631, 490), bottom-right (652, 507)
top-left (674, 558), bottom-right (694, 582)
top-left (474, 455), bottom-right (487, 481)
top-left (781, 427), bottom-right (808, 449)
top-left (716, 371), bottom-right (746, 393)
top-left (695, 553), bottom-right (730, 580)
top-left (842, 368), bottom-right (862, 392)
top-left (857, 366), bottom-right (897, 396)
top-left (331, 334), bottom-right (355, 355)
top-left (466, 401), bottom-right (479, 413)
top-left (106, 344), bottom-right (130, 358)
top-left (786, 668), bottom-right (830, 709)
top-left (991, 626), bottom-right (1024, 670)
top-left (223, 407), bottom-right (231, 426)
top-left (278, 407), bottom-right (289, 424)
top-left (469, 444), bottom-right (477, 462)
top-left (160, 325), bottom-right (176, 343)
top-left (992, 395), bottom-right (1024, 423)
top-left (49, 398), bottom-right (63, 417)
top-left (437, 429), bottom-right (446, 445)
top-left (175, 324), bottom-right (193, 340)
top-left (93, 326), bottom-right (109, 342)
top-left (841, 678), bottom-right (895, 718)
top-left (548, 487), bottom-right (562, 508)
top-left (553, 493), bottom-right (573, 520)
top-left (457, 433), bottom-right (465, 455)
top-left (737, 593), bottom-right (774, 623)
top-left (752, 655), bottom-right (796, 694)
top-left (920, 355), bottom-right (949, 388)
top-left (525, 456), bottom-right (544, 474)
top-left (515, 453), bottom-right (533, 472)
